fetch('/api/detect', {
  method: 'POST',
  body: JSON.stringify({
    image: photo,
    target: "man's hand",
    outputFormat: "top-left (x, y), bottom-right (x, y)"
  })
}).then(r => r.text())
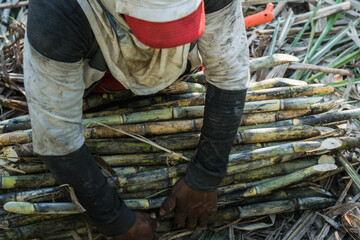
top-left (159, 177), bottom-right (217, 229)
top-left (114, 212), bottom-right (158, 240)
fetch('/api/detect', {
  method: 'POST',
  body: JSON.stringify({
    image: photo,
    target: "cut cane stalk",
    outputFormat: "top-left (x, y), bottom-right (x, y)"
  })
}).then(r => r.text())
top-left (238, 109), bottom-right (360, 130)
top-left (246, 84), bottom-right (334, 101)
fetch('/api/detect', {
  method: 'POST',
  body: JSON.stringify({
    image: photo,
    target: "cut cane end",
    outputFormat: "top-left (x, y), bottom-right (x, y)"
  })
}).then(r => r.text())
top-left (313, 163), bottom-right (338, 172)
top-left (2, 147), bottom-right (19, 162)
top-left (318, 155), bottom-right (336, 165)
top-left (4, 201), bottom-right (35, 214)
top-left (321, 138), bottom-right (343, 150)
top-left (273, 54), bottom-right (299, 63)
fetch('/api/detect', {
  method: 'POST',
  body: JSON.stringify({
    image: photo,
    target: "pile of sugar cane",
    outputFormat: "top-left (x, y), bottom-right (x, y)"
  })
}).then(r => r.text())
top-left (0, 55), bottom-right (360, 239)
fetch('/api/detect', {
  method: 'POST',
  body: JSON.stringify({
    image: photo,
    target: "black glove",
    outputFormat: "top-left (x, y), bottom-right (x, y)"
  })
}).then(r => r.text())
top-left (40, 144), bottom-right (136, 236)
top-left (185, 83), bottom-right (247, 191)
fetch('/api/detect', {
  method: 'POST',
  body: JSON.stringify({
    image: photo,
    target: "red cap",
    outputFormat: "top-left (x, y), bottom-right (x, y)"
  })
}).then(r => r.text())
top-left (124, 1), bottom-right (205, 49)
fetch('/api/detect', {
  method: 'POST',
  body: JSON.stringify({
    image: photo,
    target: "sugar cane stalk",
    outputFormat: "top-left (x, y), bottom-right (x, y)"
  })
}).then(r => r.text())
top-left (229, 157), bottom-right (319, 183)
top-left (124, 93), bottom-right (204, 109)
top-left (293, 2), bottom-right (351, 25)
top-left (4, 202), bottom-right (82, 215)
top-left (241, 109), bottom-right (310, 125)
top-left (0, 215), bottom-right (85, 240)
top-left (249, 54), bottom-right (299, 72)
top-left (237, 125), bottom-right (329, 144)
top-left (0, 187), bottom-right (64, 206)
top-left (84, 119), bottom-right (203, 139)
top-left (248, 78), bottom-right (307, 90)
top-left (0, 131), bottom-right (32, 146)
top-left (0, 214), bottom-right (67, 229)
top-left (229, 141), bottom-right (320, 164)
top-left (217, 177), bottom-right (278, 196)
top-left (0, 174), bottom-right (56, 189)
top-left (187, 75), bottom-right (308, 90)
top-left (246, 84), bottom-right (334, 101)
top-left (0, 115), bottom-right (30, 134)
top-left (288, 63), bottom-right (352, 76)
top-left (234, 164), bottom-right (337, 199)
top-left (4, 196), bottom-right (167, 214)
top-left (159, 197), bottom-right (335, 228)
top-left (219, 186), bottom-right (332, 205)
top-left (336, 153), bottom-right (360, 189)
top-left (214, 197), bottom-right (335, 223)
top-left (83, 89), bottom-right (134, 111)
top-left (242, 99), bottom-right (343, 126)
top-left (238, 109), bottom-right (360, 130)
top-left (83, 82), bottom-right (205, 111)
top-left (83, 93), bottom-right (205, 119)
top-left (82, 106), bottom-right (205, 127)
top-left (227, 153), bottom-right (306, 175)
top-left (244, 97), bottom-right (323, 113)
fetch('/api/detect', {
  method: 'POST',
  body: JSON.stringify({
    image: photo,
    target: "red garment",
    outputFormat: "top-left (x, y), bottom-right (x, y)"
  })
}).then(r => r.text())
top-left (92, 72), bottom-right (126, 93)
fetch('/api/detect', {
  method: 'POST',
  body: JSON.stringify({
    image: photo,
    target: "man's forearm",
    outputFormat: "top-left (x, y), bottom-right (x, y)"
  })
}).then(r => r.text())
top-left (40, 144), bottom-right (136, 235)
top-left (186, 0), bottom-right (249, 191)
top-left (24, 37), bottom-right (135, 236)
top-left (185, 84), bottom-right (247, 191)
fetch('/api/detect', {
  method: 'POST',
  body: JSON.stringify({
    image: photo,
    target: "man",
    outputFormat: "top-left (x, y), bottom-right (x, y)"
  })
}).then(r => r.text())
top-left (24, 0), bottom-right (249, 239)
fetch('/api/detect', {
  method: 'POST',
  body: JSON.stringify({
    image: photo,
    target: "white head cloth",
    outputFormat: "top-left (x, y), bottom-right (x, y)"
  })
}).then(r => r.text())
top-left (116, 0), bottom-right (202, 22)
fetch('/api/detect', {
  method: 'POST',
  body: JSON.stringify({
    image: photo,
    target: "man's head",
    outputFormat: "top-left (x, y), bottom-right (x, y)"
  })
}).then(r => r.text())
top-left (116, 0), bottom-right (205, 49)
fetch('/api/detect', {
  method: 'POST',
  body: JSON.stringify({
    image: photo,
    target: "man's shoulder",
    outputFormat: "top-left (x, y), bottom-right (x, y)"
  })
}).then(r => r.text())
top-left (27, 0), bottom-right (94, 62)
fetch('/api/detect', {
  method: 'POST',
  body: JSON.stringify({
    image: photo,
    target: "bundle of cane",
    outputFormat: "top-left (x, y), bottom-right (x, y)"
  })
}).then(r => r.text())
top-left (0, 54), bottom-right (359, 239)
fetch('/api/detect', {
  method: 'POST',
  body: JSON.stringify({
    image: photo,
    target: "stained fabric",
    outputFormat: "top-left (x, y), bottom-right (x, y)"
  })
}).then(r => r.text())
top-left (204, 0), bottom-right (233, 14)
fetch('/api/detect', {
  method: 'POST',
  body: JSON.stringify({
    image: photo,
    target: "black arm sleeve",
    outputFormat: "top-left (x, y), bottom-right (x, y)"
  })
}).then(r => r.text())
top-left (185, 84), bottom-right (247, 191)
top-left (40, 144), bottom-right (136, 236)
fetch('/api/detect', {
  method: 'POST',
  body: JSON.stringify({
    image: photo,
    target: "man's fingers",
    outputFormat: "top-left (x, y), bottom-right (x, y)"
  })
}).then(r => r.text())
top-left (199, 213), bottom-right (210, 229)
top-left (186, 214), bottom-right (198, 230)
top-left (175, 210), bottom-right (187, 228)
top-left (159, 194), bottom-right (176, 216)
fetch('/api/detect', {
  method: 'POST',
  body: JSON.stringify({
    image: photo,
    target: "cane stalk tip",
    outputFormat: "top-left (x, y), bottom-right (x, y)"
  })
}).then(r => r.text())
top-left (313, 163), bottom-right (338, 172)
top-left (4, 201), bottom-right (35, 214)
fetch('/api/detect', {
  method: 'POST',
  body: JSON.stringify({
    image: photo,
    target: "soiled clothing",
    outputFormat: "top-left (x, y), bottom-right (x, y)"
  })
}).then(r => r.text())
top-left (25, 0), bottom-right (249, 156)
top-left (24, 0), bottom-right (249, 234)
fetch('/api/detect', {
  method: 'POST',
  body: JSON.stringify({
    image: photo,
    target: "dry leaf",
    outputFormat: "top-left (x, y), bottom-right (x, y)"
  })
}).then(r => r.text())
top-left (344, 207), bottom-right (360, 236)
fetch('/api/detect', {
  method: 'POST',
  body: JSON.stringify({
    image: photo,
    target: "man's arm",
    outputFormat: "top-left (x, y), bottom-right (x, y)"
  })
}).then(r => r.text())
top-left (24, 36), bottom-right (138, 236)
top-left (160, 0), bottom-right (249, 228)
top-left (186, 0), bottom-right (249, 191)
top-left (25, 1), bottom-right (156, 238)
